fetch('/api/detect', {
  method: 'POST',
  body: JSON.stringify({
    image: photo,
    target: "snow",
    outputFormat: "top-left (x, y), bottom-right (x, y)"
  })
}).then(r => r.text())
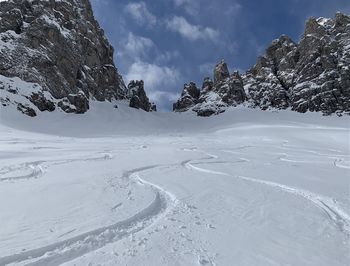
top-left (40, 14), bottom-right (72, 38)
top-left (317, 17), bottom-right (332, 27)
top-left (0, 103), bottom-right (349, 265)
top-left (0, 30), bottom-right (20, 52)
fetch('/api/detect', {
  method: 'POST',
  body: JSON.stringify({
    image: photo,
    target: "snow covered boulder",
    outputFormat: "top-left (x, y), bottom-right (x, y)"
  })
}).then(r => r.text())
top-left (29, 92), bottom-right (56, 112)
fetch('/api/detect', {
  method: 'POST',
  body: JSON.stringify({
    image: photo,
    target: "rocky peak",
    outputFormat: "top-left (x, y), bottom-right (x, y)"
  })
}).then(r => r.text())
top-left (305, 17), bottom-right (328, 36)
top-left (173, 82), bottom-right (200, 112)
top-left (214, 60), bottom-right (230, 84)
top-left (183, 82), bottom-right (201, 99)
top-left (128, 80), bottom-right (156, 112)
top-left (335, 12), bottom-right (350, 30)
top-left (0, 0), bottom-right (151, 117)
top-left (174, 62), bottom-right (246, 116)
top-left (174, 13), bottom-right (350, 116)
top-left (202, 77), bottom-right (214, 90)
top-left (247, 12), bottom-right (350, 115)
top-left (265, 35), bottom-right (298, 70)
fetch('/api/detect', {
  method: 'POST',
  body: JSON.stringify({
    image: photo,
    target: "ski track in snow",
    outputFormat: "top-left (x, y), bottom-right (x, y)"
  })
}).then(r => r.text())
top-left (0, 164), bottom-right (170, 266)
top-left (0, 161), bottom-right (46, 182)
top-left (183, 149), bottom-right (350, 237)
top-left (0, 154), bottom-right (113, 182)
top-left (236, 175), bottom-right (350, 236)
top-left (0, 157), bottom-right (216, 266)
top-left (333, 159), bottom-right (350, 169)
top-left (0, 139), bottom-right (348, 265)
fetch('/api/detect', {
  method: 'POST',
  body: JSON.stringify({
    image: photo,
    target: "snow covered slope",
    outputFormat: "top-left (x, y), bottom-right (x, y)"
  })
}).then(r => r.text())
top-left (0, 107), bottom-right (349, 265)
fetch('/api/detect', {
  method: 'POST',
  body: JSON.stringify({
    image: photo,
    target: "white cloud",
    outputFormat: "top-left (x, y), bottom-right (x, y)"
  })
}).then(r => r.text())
top-left (166, 16), bottom-right (220, 42)
top-left (155, 50), bottom-right (180, 64)
top-left (174, 0), bottom-right (200, 16)
top-left (126, 61), bottom-right (181, 91)
top-left (121, 32), bottom-right (154, 59)
top-left (125, 61), bottom-right (182, 106)
top-left (124, 2), bottom-right (157, 27)
top-left (116, 33), bottom-right (181, 70)
top-left (223, 2), bottom-right (242, 15)
top-left (199, 62), bottom-right (214, 76)
top-left (148, 90), bottom-right (180, 103)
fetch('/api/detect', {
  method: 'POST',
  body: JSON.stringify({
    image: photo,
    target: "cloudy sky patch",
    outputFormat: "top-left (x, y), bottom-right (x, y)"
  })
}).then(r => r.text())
top-left (91, 0), bottom-right (350, 111)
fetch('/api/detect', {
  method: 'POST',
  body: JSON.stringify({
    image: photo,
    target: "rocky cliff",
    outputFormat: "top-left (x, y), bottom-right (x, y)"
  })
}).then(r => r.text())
top-left (0, 0), bottom-right (154, 116)
top-left (174, 13), bottom-right (350, 116)
top-left (127, 80), bottom-right (156, 112)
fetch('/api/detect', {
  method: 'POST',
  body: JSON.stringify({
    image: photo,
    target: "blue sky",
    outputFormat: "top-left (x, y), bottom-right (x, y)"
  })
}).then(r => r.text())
top-left (90, 0), bottom-right (350, 111)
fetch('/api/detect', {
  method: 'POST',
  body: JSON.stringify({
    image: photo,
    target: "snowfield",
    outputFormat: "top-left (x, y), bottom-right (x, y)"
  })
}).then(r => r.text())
top-left (0, 103), bottom-right (349, 266)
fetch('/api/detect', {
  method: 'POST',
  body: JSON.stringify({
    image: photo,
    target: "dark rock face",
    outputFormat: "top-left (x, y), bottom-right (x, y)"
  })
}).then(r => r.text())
top-left (29, 92), bottom-right (56, 112)
top-left (214, 60), bottom-right (230, 84)
top-left (128, 80), bottom-right (156, 112)
top-left (245, 13), bottom-right (350, 115)
top-left (173, 82), bottom-right (200, 112)
top-left (17, 103), bottom-right (36, 117)
top-left (174, 13), bottom-right (350, 116)
top-left (173, 61), bottom-right (246, 116)
top-left (0, 0), bottom-right (127, 116)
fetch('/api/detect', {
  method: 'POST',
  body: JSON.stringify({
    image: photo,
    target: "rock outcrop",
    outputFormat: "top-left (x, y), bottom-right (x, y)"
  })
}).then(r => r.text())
top-left (173, 82), bottom-right (200, 112)
top-left (174, 60), bottom-right (246, 116)
top-left (246, 13), bottom-right (350, 115)
top-left (0, 0), bottom-right (154, 116)
top-left (174, 13), bottom-right (350, 116)
top-left (128, 80), bottom-right (156, 112)
top-left (214, 60), bottom-right (230, 84)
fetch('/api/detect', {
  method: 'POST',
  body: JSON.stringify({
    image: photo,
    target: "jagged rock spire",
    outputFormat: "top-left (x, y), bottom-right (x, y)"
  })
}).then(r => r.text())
top-left (128, 80), bottom-right (156, 112)
top-left (214, 60), bottom-right (230, 84)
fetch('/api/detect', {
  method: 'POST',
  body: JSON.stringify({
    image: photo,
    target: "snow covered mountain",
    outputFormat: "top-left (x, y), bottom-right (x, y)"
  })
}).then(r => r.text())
top-left (0, 0), bottom-right (155, 116)
top-left (174, 13), bottom-right (350, 116)
top-left (0, 3), bottom-right (349, 265)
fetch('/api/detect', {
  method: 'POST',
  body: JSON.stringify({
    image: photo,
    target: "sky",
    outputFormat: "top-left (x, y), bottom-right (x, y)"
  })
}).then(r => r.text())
top-left (90, 0), bottom-right (350, 111)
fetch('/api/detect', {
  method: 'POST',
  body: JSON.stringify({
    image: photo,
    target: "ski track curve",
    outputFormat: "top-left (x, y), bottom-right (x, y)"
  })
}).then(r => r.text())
top-left (0, 153), bottom-right (113, 182)
top-left (0, 161), bottom-right (46, 182)
top-left (333, 159), bottom-right (350, 169)
top-left (236, 175), bottom-right (350, 236)
top-left (0, 157), bottom-right (202, 266)
top-left (182, 149), bottom-right (350, 237)
top-left (0, 164), bottom-right (172, 266)
top-left (2, 143), bottom-right (347, 265)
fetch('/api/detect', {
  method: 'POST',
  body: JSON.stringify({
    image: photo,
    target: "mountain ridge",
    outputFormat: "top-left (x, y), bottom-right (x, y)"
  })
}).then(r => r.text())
top-left (0, 2), bottom-right (348, 118)
top-left (173, 13), bottom-right (350, 116)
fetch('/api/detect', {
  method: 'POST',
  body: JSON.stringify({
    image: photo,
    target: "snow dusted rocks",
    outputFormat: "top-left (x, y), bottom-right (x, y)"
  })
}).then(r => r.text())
top-left (174, 13), bottom-right (350, 116)
top-left (245, 35), bottom-right (295, 110)
top-left (173, 61), bottom-right (246, 117)
top-left (0, 74), bottom-right (56, 117)
top-left (173, 82), bottom-right (200, 112)
top-left (246, 13), bottom-right (350, 115)
top-left (0, 0), bottom-right (129, 116)
top-left (127, 80), bottom-right (156, 112)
